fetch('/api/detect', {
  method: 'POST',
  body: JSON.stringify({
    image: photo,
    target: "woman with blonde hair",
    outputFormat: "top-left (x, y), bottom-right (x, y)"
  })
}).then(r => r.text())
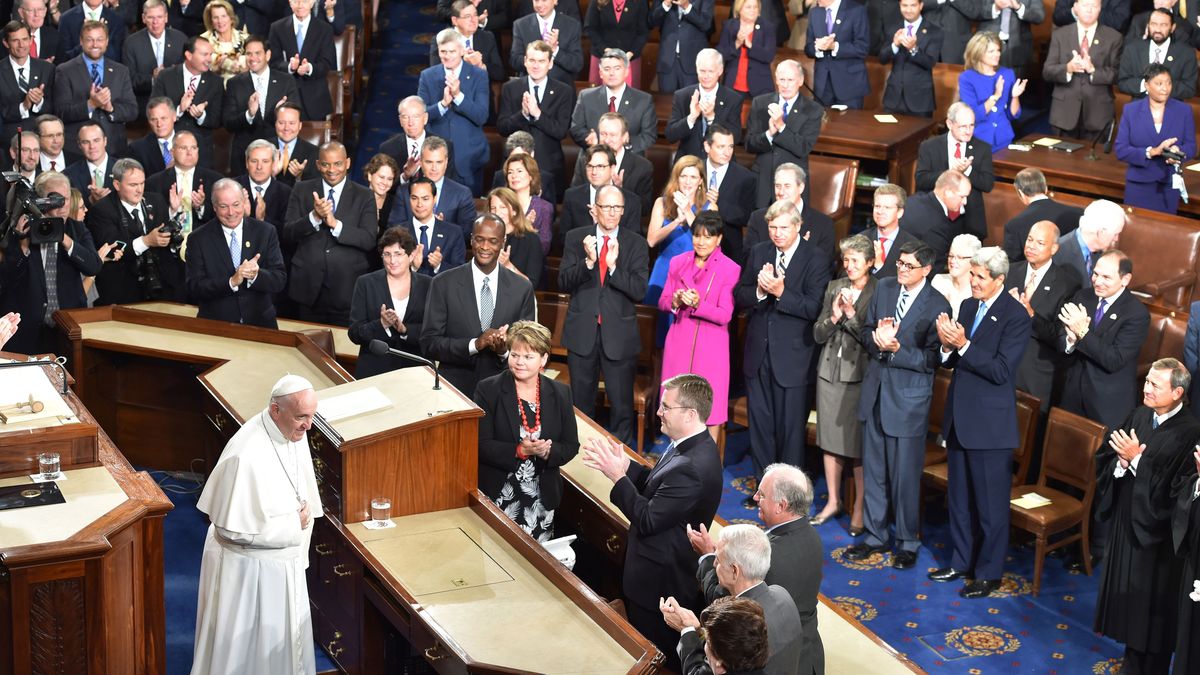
top-left (958, 31), bottom-right (1026, 151)
top-left (201, 0), bottom-right (249, 80)
top-left (931, 234), bottom-right (981, 320)
top-left (716, 0), bottom-right (776, 97)
top-left (645, 155), bottom-right (711, 307)
top-left (503, 153), bottom-right (553, 255)
top-left (487, 187), bottom-right (544, 289)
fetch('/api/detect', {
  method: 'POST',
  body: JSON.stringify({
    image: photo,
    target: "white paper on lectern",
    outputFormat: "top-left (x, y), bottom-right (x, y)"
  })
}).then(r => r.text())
top-left (317, 386), bottom-right (392, 423)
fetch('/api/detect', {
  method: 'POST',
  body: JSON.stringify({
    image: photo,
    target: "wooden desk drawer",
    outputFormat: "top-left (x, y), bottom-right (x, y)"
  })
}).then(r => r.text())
top-left (313, 605), bottom-right (360, 674)
top-left (308, 429), bottom-right (343, 481)
top-left (559, 486), bottom-right (627, 567)
top-left (409, 611), bottom-right (468, 675)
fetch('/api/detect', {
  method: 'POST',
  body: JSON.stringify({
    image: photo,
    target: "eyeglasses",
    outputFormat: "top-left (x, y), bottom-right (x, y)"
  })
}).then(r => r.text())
top-left (586, 163), bottom-right (612, 170)
top-left (595, 204), bottom-right (624, 213)
top-left (948, 254), bottom-right (973, 262)
top-left (895, 260), bottom-right (927, 272)
top-left (381, 251), bottom-right (407, 260)
top-left (659, 403), bottom-right (694, 413)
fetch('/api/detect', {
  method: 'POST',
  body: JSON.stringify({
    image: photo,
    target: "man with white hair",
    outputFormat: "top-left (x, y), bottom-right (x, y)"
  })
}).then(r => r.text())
top-left (191, 374), bottom-right (323, 675)
top-left (665, 48), bottom-right (745, 161)
top-left (662, 524), bottom-right (804, 675)
top-left (745, 59), bottom-right (823, 207)
top-left (419, 27), bottom-right (490, 196)
top-left (1052, 198), bottom-right (1125, 289)
top-left (267, 0), bottom-right (337, 122)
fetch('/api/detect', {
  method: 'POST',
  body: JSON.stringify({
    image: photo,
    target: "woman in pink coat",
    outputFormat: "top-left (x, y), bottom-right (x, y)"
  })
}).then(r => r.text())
top-left (657, 211), bottom-right (742, 440)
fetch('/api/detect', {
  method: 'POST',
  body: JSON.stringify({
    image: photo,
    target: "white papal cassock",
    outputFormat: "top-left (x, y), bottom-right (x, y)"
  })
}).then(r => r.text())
top-left (191, 408), bottom-right (324, 675)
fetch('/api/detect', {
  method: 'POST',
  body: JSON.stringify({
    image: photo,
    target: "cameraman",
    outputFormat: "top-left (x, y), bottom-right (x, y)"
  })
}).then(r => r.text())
top-left (0, 170), bottom-right (101, 355)
top-left (85, 157), bottom-right (184, 305)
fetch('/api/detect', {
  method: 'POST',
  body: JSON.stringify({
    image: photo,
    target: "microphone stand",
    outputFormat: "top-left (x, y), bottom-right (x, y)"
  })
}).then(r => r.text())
top-left (368, 339), bottom-right (441, 390)
top-left (1086, 120), bottom-right (1115, 161)
top-left (0, 356), bottom-right (70, 395)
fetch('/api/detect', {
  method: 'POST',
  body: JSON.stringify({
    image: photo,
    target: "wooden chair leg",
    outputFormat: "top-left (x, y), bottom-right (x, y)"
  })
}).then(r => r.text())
top-left (1033, 533), bottom-right (1047, 597)
top-left (1080, 517), bottom-right (1094, 577)
top-left (636, 410), bottom-right (645, 455)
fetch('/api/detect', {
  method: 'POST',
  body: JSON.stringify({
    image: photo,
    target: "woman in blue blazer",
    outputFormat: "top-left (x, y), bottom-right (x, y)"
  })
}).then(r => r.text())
top-left (958, 32), bottom-right (1027, 151)
top-left (1115, 63), bottom-right (1197, 215)
top-left (715, 0), bottom-right (777, 98)
top-left (347, 228), bottom-right (431, 378)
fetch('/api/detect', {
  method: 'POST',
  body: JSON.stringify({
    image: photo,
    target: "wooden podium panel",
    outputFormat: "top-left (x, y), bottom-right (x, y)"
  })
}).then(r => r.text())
top-left (0, 359), bottom-right (172, 675)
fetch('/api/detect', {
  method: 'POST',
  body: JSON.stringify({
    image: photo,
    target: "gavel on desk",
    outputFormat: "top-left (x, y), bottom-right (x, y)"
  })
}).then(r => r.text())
top-left (0, 395), bottom-right (45, 423)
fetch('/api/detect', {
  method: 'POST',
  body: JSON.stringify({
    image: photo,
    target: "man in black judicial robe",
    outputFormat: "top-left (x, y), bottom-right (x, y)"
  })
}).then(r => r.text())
top-left (1094, 357), bottom-right (1200, 675)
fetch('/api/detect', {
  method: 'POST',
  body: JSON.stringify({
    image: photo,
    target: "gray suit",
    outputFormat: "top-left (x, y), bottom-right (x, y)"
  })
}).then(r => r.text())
top-left (122, 27), bottom-right (186, 103)
top-left (858, 277), bottom-right (950, 552)
top-left (973, 0), bottom-right (1045, 72)
top-left (679, 583), bottom-right (804, 675)
top-left (569, 84), bottom-right (658, 155)
top-left (52, 56), bottom-right (138, 155)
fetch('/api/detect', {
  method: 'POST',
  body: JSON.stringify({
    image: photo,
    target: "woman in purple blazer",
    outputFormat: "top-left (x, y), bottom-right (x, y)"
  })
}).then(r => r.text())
top-left (1115, 63), bottom-right (1197, 215)
top-left (715, 0), bottom-right (777, 98)
top-left (658, 211), bottom-right (741, 439)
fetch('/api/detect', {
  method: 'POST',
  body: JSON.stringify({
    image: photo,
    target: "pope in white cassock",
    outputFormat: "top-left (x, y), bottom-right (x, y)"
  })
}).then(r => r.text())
top-left (191, 374), bottom-right (323, 675)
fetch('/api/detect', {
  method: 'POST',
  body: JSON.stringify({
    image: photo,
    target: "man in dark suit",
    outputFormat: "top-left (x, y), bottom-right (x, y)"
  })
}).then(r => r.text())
top-left (185, 178), bottom-right (288, 328)
top-left (509, 0), bottom-right (583, 84)
top-left (0, 170), bottom-right (101, 355)
top-left (34, 114), bottom-right (79, 172)
top-left (420, 28), bottom-right (490, 197)
top-left (430, 0), bottom-right (505, 85)
top-left (929, 246), bottom-right (1031, 598)
top-left (379, 96), bottom-right (460, 189)
top-left (973, 0), bottom-right (1045, 76)
top-left (0, 21), bottom-right (53, 152)
top-left (145, 130), bottom-right (221, 232)
top-left (806, 0), bottom-right (871, 107)
top-left (559, 185), bottom-right (649, 448)
top-left (392, 177), bottom-right (466, 277)
top-left (569, 112), bottom-right (654, 219)
top-left (420, 214), bottom-right (536, 396)
top-left (62, 120), bottom-right (115, 205)
top-left (914, 102), bottom-right (992, 244)
top-left (85, 157), bottom-right (185, 305)
top-left (1058, 250), bottom-right (1150, 430)
top-left (438, 0), bottom-right (511, 33)
top-left (922, 0), bottom-right (976, 65)
top-left (698, 124), bottom-right (756, 261)
top-left (150, 35), bottom-right (223, 170)
top-left (664, 48), bottom-right (745, 161)
top-left (222, 35), bottom-right (299, 177)
top-left (899, 170), bottom-right (972, 273)
top-left (863, 183), bottom-right (919, 278)
top-left (743, 163), bottom-right (837, 262)
top-left (387, 138), bottom-right (477, 242)
top-left (691, 464), bottom-right (825, 675)
top-left (1127, 1), bottom-right (1199, 49)
top-left (268, 102), bottom-right (320, 187)
top-left (1053, 0), bottom-right (1130, 32)
top-left (648, 0), bottom-right (714, 92)
top-left (496, 39), bottom-right (574, 204)
top-left (267, 0), bottom-right (337, 122)
top-left (12, 0), bottom-right (58, 64)
top-left (879, 0), bottom-right (942, 117)
top-left (1052, 198), bottom-right (1125, 289)
top-left (849, 240), bottom-right (950, 569)
top-left (745, 60), bottom-right (824, 207)
top-left (236, 139), bottom-right (292, 243)
top-left (560, 145), bottom-right (642, 241)
top-left (668, 525), bottom-right (803, 675)
top-left (1004, 220), bottom-right (1080, 413)
top-left (55, 0), bottom-right (125, 63)
top-left (1043, 0), bottom-right (1123, 137)
top-left (52, 21), bottom-right (138, 155)
top-left (234, 0), bottom-right (280, 37)
top-left (569, 50), bottom-right (656, 156)
top-left (1001, 167), bottom-right (1083, 262)
top-left (0, 130), bottom-right (38, 219)
top-left (122, 0), bottom-right (185, 117)
top-left (166, 0), bottom-right (208, 37)
top-left (581, 373), bottom-right (722, 672)
top-left (1119, 9), bottom-right (1198, 101)
top-left (283, 141), bottom-right (377, 325)
top-left (127, 97), bottom-right (177, 177)
top-left (735, 199), bottom-right (832, 493)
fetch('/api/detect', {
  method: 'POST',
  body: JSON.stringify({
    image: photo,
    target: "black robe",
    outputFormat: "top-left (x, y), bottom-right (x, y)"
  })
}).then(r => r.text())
top-left (1093, 406), bottom-right (1200, 655)
top-left (1173, 469), bottom-right (1200, 674)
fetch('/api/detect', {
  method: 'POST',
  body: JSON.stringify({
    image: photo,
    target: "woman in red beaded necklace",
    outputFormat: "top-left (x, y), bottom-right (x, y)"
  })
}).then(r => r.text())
top-left (474, 321), bottom-right (580, 541)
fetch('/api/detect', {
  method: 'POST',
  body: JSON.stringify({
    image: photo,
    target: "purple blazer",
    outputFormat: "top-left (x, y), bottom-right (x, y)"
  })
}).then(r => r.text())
top-left (657, 248), bottom-right (741, 425)
top-left (716, 18), bottom-right (777, 98)
top-left (527, 195), bottom-right (554, 254)
top-left (1115, 97), bottom-right (1197, 186)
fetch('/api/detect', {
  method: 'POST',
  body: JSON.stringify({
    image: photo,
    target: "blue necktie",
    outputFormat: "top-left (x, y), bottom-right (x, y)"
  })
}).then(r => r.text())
top-left (161, 140), bottom-right (172, 167)
top-left (782, 99), bottom-right (790, 117)
top-left (419, 224), bottom-right (430, 252)
top-left (709, 170), bottom-right (717, 189)
top-left (90, 62), bottom-right (102, 86)
top-left (327, 187), bottom-right (336, 213)
top-left (295, 24), bottom-right (305, 53)
top-left (229, 229), bottom-right (240, 271)
top-left (969, 301), bottom-right (988, 337)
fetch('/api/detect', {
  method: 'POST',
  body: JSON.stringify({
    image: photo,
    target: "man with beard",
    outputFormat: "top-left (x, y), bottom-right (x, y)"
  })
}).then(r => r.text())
top-left (1119, 8), bottom-right (1197, 100)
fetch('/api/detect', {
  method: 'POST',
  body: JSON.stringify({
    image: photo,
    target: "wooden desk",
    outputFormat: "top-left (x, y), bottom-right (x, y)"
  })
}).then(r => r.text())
top-left (992, 135), bottom-right (1200, 218)
top-left (0, 358), bottom-right (172, 675)
top-left (813, 109), bottom-right (935, 194)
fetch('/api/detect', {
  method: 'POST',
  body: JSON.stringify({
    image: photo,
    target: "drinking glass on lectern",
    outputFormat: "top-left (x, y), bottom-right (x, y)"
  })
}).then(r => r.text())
top-left (371, 497), bottom-right (392, 525)
top-left (38, 452), bottom-right (61, 480)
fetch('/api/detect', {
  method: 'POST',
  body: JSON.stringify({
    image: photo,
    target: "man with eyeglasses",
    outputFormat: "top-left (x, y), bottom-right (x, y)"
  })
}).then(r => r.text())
top-left (560, 184), bottom-right (649, 449)
top-left (863, 182), bottom-right (919, 277)
top-left (846, 240), bottom-right (949, 570)
top-left (931, 246), bottom-right (1030, 599)
top-left (431, 0), bottom-right (505, 85)
top-left (899, 169), bottom-right (972, 273)
top-left (498, 40), bottom-right (576, 204)
top-left (569, 112), bottom-right (654, 218)
top-left (34, 114), bottom-right (77, 172)
top-left (735, 199), bottom-right (832, 505)
top-left (561, 145), bottom-right (642, 237)
top-left (53, 20), bottom-right (137, 156)
top-left (379, 96), bottom-right (459, 188)
top-left (421, 214), bottom-right (535, 397)
top-left (915, 102), bottom-right (993, 245)
top-left (570, 49), bottom-right (656, 156)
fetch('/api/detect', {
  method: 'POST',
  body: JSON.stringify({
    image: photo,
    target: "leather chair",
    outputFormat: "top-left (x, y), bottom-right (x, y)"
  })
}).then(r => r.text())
top-left (923, 388), bottom-right (1041, 492)
top-left (1118, 205), bottom-right (1200, 310)
top-left (806, 155), bottom-right (859, 242)
top-left (1008, 406), bottom-right (1106, 596)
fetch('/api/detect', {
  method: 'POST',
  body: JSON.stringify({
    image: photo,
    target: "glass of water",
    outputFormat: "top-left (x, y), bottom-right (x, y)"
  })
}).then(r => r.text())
top-left (370, 497), bottom-right (392, 525)
top-left (38, 452), bottom-right (61, 480)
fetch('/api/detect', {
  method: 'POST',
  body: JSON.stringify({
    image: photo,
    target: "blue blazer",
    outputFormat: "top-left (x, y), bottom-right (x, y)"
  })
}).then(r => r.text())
top-left (805, 0), bottom-right (871, 102)
top-left (942, 292), bottom-right (1032, 450)
top-left (391, 217), bottom-right (466, 278)
top-left (715, 18), bottom-right (777, 97)
top-left (388, 179), bottom-right (478, 240)
top-left (858, 278), bottom-right (952, 438)
top-left (959, 67), bottom-right (1018, 151)
top-left (418, 63), bottom-right (490, 181)
top-left (649, 0), bottom-right (715, 77)
top-left (1115, 97), bottom-right (1197, 186)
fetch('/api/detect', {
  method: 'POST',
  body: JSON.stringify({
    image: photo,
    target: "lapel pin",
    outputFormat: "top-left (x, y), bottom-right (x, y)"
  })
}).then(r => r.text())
top-left (1110, 313), bottom-right (1118, 319)
top-left (1168, 55), bottom-right (1175, 61)
top-left (245, 241), bottom-right (251, 248)
top-left (549, 89), bottom-right (554, 94)
top-left (836, 18), bottom-right (842, 24)
top-left (1043, 285), bottom-right (1050, 291)
top-left (990, 315), bottom-right (997, 322)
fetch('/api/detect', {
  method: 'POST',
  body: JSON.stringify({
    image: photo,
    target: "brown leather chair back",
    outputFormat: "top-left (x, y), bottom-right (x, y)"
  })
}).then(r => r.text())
top-left (932, 64), bottom-right (965, 128)
top-left (335, 26), bottom-right (356, 72)
top-left (807, 155), bottom-right (859, 242)
top-left (864, 61), bottom-right (887, 111)
top-left (544, 256), bottom-right (562, 292)
top-left (1138, 304), bottom-right (1190, 378)
top-left (299, 121), bottom-right (334, 147)
top-left (535, 291), bottom-right (571, 359)
top-left (1012, 389), bottom-right (1042, 485)
top-left (982, 184), bottom-right (1026, 247)
top-left (929, 369), bottom-right (950, 436)
top-left (1039, 407), bottom-right (1105, 495)
top-left (1120, 206), bottom-right (1200, 309)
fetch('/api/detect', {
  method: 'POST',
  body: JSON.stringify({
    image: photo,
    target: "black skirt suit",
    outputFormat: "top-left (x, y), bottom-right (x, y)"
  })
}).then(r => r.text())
top-left (347, 269), bottom-right (431, 378)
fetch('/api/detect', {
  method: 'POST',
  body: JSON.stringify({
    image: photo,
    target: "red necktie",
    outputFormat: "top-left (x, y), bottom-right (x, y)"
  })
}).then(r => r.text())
top-left (948, 208), bottom-right (961, 221)
top-left (598, 235), bottom-right (610, 323)
top-left (50, 159), bottom-right (56, 170)
top-left (608, 96), bottom-right (616, 113)
top-left (954, 142), bottom-right (962, 159)
top-left (879, 236), bottom-right (889, 259)
top-left (1080, 31), bottom-right (1090, 58)
top-left (29, 35), bottom-right (37, 59)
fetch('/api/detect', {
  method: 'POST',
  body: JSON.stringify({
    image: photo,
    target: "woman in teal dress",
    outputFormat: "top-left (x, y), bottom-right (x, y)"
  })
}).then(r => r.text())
top-left (644, 155), bottom-right (711, 307)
